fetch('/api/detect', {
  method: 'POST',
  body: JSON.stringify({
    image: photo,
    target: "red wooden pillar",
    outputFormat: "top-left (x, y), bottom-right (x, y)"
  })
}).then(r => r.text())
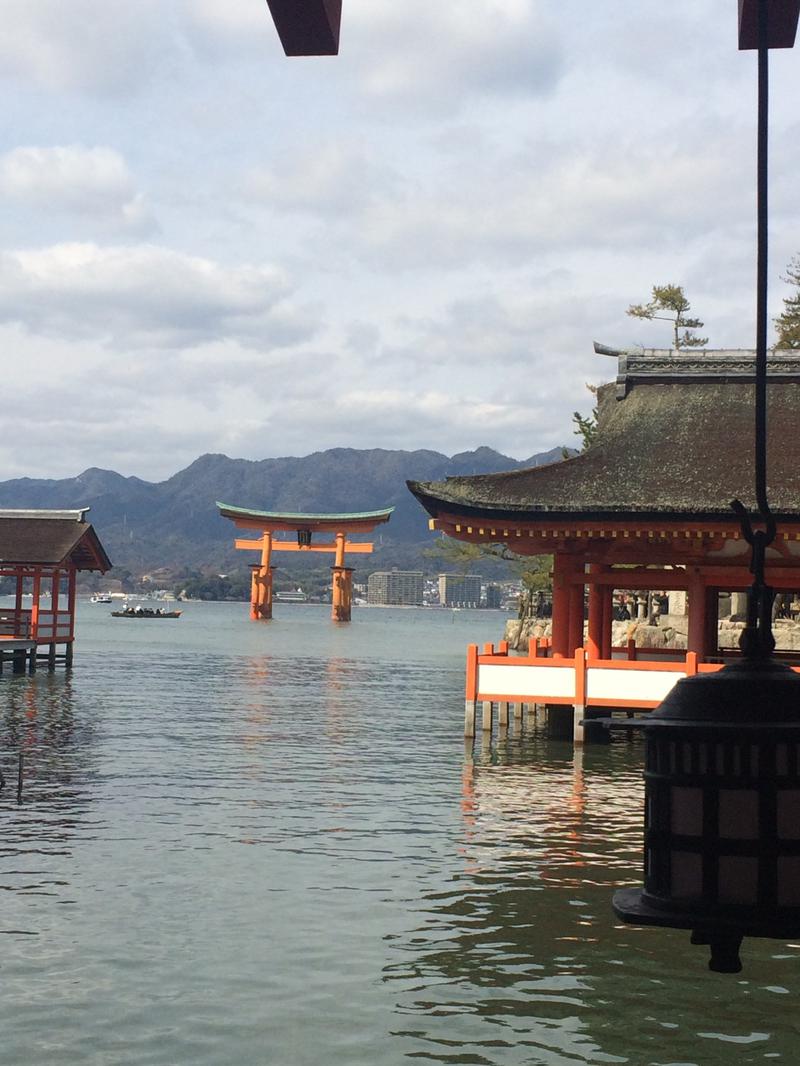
top-left (687, 570), bottom-right (707, 660)
top-left (568, 567), bottom-right (585, 655)
top-left (250, 533), bottom-right (274, 621)
top-left (30, 570), bottom-right (41, 640)
top-left (331, 567), bottom-right (353, 622)
top-left (705, 586), bottom-right (720, 659)
top-left (14, 567), bottom-right (23, 635)
top-left (600, 584), bottom-right (614, 660)
top-left (67, 569), bottom-right (76, 641)
top-left (51, 567), bottom-right (60, 617)
top-left (586, 564), bottom-right (604, 659)
top-left (331, 532), bottom-right (352, 622)
top-left (551, 553), bottom-right (571, 659)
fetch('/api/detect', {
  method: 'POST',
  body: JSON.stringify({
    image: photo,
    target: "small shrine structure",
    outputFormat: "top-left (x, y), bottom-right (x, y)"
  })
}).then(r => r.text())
top-left (408, 348), bottom-right (800, 741)
top-left (0, 508), bottom-right (111, 670)
top-left (217, 502), bottom-right (393, 622)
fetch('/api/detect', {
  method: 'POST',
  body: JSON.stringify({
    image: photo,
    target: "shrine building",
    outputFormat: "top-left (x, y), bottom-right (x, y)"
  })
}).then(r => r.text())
top-left (217, 502), bottom-right (393, 622)
top-left (408, 348), bottom-right (800, 741)
top-left (0, 508), bottom-right (111, 671)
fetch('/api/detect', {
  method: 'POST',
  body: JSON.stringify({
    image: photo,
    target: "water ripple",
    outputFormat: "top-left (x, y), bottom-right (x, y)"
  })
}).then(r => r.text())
top-left (1, 603), bottom-right (800, 1064)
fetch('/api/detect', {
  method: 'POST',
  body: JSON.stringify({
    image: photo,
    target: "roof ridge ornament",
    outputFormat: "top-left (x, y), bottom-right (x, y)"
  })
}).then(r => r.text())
top-left (0, 508), bottom-right (91, 521)
top-left (593, 344), bottom-right (800, 399)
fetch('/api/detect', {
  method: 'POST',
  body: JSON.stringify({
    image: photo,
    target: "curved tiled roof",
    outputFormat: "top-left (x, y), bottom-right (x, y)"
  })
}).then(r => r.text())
top-left (409, 365), bottom-right (800, 524)
top-left (217, 502), bottom-right (393, 523)
top-left (0, 510), bottom-right (111, 570)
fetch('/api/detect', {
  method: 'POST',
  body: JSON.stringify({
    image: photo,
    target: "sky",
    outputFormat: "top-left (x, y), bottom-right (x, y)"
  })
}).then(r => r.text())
top-left (1, 0), bottom-right (799, 482)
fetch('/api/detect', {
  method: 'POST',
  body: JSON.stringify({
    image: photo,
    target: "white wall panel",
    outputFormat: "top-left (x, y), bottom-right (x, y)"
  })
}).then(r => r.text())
top-left (586, 668), bottom-right (685, 702)
top-left (478, 663), bottom-right (575, 700)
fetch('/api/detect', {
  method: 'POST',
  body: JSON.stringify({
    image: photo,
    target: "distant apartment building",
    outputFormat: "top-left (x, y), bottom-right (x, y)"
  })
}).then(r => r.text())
top-left (484, 583), bottom-right (502, 609)
top-left (438, 573), bottom-right (482, 608)
top-left (367, 569), bottom-right (424, 606)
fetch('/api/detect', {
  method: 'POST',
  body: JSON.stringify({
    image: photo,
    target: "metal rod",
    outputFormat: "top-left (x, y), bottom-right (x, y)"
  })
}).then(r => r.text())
top-left (755, 0), bottom-right (770, 521)
top-left (735, 0), bottom-right (777, 659)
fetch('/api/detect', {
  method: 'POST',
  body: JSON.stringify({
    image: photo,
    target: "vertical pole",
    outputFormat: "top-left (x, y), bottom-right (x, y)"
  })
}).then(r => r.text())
top-left (30, 571), bottom-right (41, 642)
top-left (551, 553), bottom-right (571, 659)
top-left (331, 533), bottom-right (352, 622)
top-left (464, 643), bottom-right (478, 738)
top-left (14, 568), bottom-right (23, 634)
top-left (600, 584), bottom-right (614, 660)
top-left (334, 531), bottom-right (345, 569)
top-left (568, 565), bottom-right (585, 655)
top-left (251, 534), bottom-right (273, 621)
top-left (67, 568), bottom-right (76, 660)
top-left (687, 571), bottom-right (707, 660)
top-left (250, 566), bottom-right (259, 620)
top-left (50, 568), bottom-right (60, 668)
top-left (51, 568), bottom-right (60, 617)
top-left (480, 642), bottom-right (493, 732)
top-left (755, 0), bottom-right (769, 515)
top-left (705, 586), bottom-right (720, 659)
top-left (482, 699), bottom-right (493, 732)
top-left (586, 565), bottom-right (603, 659)
top-left (573, 646), bottom-right (586, 745)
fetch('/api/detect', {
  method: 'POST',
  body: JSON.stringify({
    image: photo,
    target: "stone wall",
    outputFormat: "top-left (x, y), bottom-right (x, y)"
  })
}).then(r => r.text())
top-left (503, 614), bottom-right (800, 654)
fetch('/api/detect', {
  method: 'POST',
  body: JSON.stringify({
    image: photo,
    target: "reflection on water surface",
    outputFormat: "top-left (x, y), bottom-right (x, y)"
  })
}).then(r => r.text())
top-left (1, 602), bottom-right (799, 1064)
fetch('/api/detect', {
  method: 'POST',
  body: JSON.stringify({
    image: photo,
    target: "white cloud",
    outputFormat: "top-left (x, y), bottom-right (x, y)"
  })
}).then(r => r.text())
top-left (346, 0), bottom-right (564, 111)
top-left (0, 146), bottom-right (155, 232)
top-left (243, 141), bottom-right (396, 216)
top-left (0, 243), bottom-right (318, 349)
top-left (0, 1), bottom-right (167, 95)
top-left (0, 0), bottom-right (798, 484)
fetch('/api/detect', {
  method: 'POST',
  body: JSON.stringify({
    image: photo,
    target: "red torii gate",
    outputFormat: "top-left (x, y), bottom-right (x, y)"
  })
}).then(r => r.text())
top-left (217, 502), bottom-right (393, 622)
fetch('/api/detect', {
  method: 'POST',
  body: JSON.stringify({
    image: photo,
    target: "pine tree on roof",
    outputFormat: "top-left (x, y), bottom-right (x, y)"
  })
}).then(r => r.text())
top-left (775, 257), bottom-right (800, 350)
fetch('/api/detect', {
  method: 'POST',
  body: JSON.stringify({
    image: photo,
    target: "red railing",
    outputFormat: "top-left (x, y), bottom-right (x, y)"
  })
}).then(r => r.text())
top-left (0, 608), bottom-right (72, 642)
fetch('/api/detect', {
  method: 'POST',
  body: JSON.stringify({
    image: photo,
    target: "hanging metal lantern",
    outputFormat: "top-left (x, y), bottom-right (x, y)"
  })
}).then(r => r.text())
top-left (610, 0), bottom-right (800, 976)
top-left (612, 659), bottom-right (800, 973)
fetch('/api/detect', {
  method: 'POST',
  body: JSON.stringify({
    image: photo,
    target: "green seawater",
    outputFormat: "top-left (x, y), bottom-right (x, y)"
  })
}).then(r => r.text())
top-left (0, 600), bottom-right (798, 1065)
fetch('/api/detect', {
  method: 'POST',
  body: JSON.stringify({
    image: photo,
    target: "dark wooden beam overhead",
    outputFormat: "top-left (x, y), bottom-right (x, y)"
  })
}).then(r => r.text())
top-left (264, 0), bottom-right (341, 55)
top-left (739, 0), bottom-right (800, 49)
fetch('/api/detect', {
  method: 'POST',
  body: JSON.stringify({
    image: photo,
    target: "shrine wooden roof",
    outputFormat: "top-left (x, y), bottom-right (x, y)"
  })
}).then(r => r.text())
top-left (0, 509), bottom-right (111, 571)
top-left (409, 350), bottom-right (800, 527)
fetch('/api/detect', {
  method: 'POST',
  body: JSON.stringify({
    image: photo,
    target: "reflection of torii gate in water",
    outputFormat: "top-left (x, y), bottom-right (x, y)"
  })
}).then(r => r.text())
top-left (217, 502), bottom-right (393, 622)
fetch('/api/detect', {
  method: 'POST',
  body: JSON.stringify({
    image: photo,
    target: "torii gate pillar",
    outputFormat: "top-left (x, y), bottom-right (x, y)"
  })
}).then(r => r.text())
top-left (331, 567), bottom-right (354, 622)
top-left (330, 531), bottom-right (353, 622)
top-left (249, 533), bottom-right (275, 620)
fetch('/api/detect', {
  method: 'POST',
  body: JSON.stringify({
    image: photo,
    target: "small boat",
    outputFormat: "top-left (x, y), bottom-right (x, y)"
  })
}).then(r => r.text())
top-left (111, 607), bottom-right (182, 619)
top-left (90, 593), bottom-right (113, 604)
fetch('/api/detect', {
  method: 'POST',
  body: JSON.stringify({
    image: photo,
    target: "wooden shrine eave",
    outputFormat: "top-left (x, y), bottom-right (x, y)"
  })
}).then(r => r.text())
top-left (424, 508), bottom-right (800, 567)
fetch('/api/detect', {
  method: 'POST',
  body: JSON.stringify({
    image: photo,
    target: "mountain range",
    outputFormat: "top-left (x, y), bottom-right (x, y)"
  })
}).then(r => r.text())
top-left (0, 446), bottom-right (568, 576)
